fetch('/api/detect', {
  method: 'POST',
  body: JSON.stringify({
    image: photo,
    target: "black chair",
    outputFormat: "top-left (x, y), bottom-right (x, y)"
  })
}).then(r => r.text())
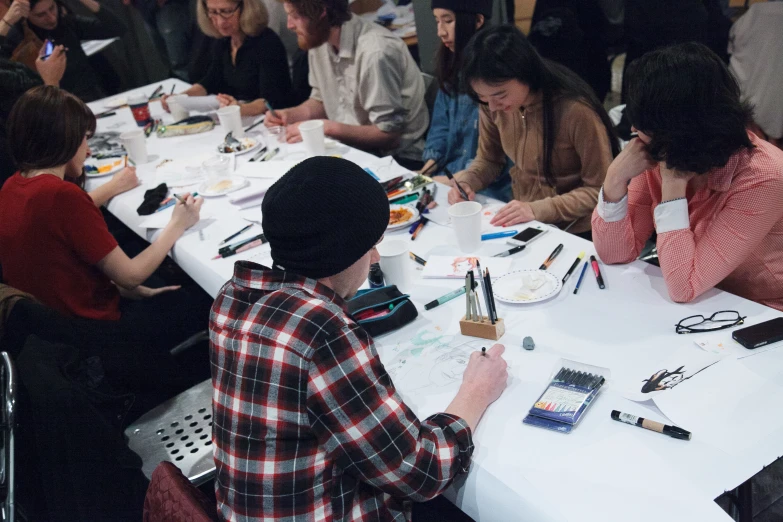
top-left (0, 352), bottom-right (16, 522)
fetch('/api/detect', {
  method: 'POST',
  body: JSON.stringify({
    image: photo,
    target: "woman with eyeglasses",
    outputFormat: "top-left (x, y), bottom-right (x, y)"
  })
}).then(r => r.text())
top-left (161, 0), bottom-right (292, 117)
top-left (592, 43), bottom-right (783, 312)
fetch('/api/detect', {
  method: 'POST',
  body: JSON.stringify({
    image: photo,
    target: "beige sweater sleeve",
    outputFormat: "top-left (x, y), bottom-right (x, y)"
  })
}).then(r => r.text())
top-left (527, 102), bottom-right (613, 223)
top-left (455, 105), bottom-right (506, 191)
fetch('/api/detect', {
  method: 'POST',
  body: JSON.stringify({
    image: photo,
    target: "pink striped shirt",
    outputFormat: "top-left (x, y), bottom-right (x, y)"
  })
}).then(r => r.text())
top-left (592, 134), bottom-right (783, 311)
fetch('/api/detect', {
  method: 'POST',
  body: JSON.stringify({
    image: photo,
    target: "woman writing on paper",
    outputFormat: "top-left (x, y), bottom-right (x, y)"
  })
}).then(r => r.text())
top-left (447, 25), bottom-right (619, 239)
top-left (0, 86), bottom-right (210, 347)
top-left (161, 0), bottom-right (292, 118)
top-left (422, 0), bottom-right (511, 201)
top-left (592, 43), bottom-right (783, 311)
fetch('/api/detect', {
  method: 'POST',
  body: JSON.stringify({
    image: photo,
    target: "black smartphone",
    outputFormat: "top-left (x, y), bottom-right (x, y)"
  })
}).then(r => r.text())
top-left (42, 40), bottom-right (54, 60)
top-left (732, 317), bottom-right (783, 349)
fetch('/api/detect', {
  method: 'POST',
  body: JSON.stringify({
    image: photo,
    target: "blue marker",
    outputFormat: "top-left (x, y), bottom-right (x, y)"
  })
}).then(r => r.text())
top-left (481, 230), bottom-right (518, 241)
top-left (573, 262), bottom-right (589, 295)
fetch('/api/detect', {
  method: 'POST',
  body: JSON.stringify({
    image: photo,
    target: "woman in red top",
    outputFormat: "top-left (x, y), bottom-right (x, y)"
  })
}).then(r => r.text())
top-left (592, 43), bottom-right (783, 311)
top-left (0, 86), bottom-right (204, 322)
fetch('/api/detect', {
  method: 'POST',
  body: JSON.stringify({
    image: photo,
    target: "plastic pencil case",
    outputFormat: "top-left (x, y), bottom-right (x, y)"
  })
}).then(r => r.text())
top-left (346, 286), bottom-right (418, 337)
top-left (156, 116), bottom-right (215, 138)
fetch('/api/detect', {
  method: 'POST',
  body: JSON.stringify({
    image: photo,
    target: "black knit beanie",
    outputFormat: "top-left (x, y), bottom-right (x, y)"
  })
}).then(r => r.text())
top-left (431, 0), bottom-right (493, 17)
top-left (262, 157), bottom-right (390, 279)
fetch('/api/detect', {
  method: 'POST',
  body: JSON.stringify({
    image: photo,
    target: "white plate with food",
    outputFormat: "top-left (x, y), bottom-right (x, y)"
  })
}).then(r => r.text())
top-left (492, 269), bottom-right (563, 304)
top-left (103, 96), bottom-right (127, 109)
top-left (198, 177), bottom-right (250, 197)
top-left (84, 157), bottom-right (125, 178)
top-left (217, 136), bottom-right (264, 156)
top-left (387, 204), bottom-right (420, 231)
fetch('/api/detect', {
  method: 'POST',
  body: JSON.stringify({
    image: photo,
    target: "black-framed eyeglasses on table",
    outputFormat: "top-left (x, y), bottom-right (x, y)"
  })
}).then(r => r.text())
top-left (675, 310), bottom-right (746, 334)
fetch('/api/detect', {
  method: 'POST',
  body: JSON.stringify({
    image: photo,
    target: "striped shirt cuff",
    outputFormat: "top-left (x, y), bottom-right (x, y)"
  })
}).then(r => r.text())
top-left (654, 198), bottom-right (690, 233)
top-left (596, 187), bottom-right (628, 223)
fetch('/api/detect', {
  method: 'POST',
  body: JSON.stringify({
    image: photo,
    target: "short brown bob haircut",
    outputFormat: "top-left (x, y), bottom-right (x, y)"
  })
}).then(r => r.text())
top-left (197, 0), bottom-right (269, 38)
top-left (7, 86), bottom-right (96, 172)
top-left (284, 0), bottom-right (350, 26)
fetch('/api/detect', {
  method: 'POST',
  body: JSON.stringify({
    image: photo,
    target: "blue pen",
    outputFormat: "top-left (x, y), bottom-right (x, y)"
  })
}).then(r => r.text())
top-left (481, 230), bottom-right (518, 241)
top-left (573, 262), bottom-right (589, 295)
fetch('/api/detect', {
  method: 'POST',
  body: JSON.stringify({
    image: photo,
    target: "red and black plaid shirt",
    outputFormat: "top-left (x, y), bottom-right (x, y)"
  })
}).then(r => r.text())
top-left (210, 262), bottom-right (474, 521)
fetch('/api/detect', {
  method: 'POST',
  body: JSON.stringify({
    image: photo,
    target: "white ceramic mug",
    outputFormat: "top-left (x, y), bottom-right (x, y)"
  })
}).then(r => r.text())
top-left (120, 128), bottom-right (148, 164)
top-left (299, 120), bottom-right (325, 156)
top-left (448, 201), bottom-right (482, 253)
top-left (217, 105), bottom-right (244, 138)
top-left (377, 239), bottom-right (410, 292)
top-left (168, 94), bottom-right (190, 122)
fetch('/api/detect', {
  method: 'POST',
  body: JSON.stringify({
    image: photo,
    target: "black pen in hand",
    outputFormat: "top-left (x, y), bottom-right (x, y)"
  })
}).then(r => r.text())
top-left (443, 168), bottom-right (469, 201)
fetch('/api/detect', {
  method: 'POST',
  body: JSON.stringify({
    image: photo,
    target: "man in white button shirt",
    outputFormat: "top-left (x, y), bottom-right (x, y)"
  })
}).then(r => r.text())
top-left (265, 0), bottom-right (429, 168)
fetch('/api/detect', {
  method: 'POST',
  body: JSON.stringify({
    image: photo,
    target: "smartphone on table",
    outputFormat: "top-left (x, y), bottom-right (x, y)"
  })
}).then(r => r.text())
top-left (733, 317), bottom-right (783, 349)
top-left (506, 225), bottom-right (548, 247)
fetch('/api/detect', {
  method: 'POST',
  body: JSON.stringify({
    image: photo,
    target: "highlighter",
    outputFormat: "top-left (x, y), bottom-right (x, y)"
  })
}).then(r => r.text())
top-left (590, 255), bottom-right (605, 289)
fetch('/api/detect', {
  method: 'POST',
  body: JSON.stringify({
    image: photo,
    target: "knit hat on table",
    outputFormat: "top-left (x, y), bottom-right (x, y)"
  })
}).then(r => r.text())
top-left (261, 157), bottom-right (390, 280)
top-left (431, 0), bottom-right (493, 17)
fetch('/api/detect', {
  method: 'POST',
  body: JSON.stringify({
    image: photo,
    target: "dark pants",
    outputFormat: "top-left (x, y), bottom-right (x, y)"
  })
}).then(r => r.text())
top-left (143, 0), bottom-right (193, 80)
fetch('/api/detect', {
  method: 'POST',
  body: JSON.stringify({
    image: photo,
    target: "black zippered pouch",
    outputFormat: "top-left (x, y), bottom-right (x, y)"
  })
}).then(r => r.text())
top-left (346, 286), bottom-right (418, 337)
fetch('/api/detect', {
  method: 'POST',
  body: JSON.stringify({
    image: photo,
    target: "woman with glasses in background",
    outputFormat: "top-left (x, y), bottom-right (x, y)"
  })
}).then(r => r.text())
top-left (161, 0), bottom-right (293, 117)
top-left (592, 43), bottom-right (783, 312)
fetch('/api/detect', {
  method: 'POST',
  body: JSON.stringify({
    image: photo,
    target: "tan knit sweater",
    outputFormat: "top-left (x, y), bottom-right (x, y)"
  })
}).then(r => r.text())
top-left (455, 97), bottom-right (614, 233)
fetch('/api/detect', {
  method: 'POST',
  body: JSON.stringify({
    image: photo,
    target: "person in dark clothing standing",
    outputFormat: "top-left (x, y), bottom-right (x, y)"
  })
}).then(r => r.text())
top-left (0, 0), bottom-right (126, 102)
top-left (161, 0), bottom-right (293, 117)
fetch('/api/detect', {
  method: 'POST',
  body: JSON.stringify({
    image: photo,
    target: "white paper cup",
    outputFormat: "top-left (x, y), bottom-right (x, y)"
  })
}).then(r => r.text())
top-left (299, 120), bottom-right (325, 156)
top-left (265, 125), bottom-right (287, 157)
top-left (120, 129), bottom-right (148, 164)
top-left (377, 239), bottom-right (409, 291)
top-left (448, 201), bottom-right (482, 253)
top-left (168, 94), bottom-right (190, 122)
top-left (217, 105), bottom-right (244, 138)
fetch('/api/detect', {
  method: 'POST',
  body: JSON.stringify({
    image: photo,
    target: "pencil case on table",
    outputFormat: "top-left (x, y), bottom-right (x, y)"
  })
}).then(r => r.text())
top-left (346, 286), bottom-right (418, 337)
top-left (156, 116), bottom-right (215, 138)
top-left (522, 359), bottom-right (610, 434)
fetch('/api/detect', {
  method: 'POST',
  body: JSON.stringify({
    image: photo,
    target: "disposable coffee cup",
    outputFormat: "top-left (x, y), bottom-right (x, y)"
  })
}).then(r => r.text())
top-left (217, 105), bottom-right (244, 138)
top-left (377, 239), bottom-right (410, 292)
top-left (120, 128), bottom-right (148, 164)
top-left (299, 120), bottom-right (326, 156)
top-left (448, 201), bottom-right (482, 253)
top-left (168, 94), bottom-right (190, 122)
top-left (128, 94), bottom-right (152, 127)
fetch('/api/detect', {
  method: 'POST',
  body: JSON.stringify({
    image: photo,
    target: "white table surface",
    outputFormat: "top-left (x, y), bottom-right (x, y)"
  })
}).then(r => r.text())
top-left (86, 81), bottom-right (783, 522)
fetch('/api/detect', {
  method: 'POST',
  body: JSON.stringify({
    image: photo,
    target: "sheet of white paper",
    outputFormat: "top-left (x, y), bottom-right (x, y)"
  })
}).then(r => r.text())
top-left (138, 207), bottom-right (213, 229)
top-left (155, 154), bottom-right (214, 188)
top-left (420, 255), bottom-right (512, 279)
top-left (358, 156), bottom-right (412, 182)
top-left (177, 95), bottom-right (220, 113)
top-left (234, 160), bottom-right (300, 180)
top-left (653, 358), bottom-right (783, 455)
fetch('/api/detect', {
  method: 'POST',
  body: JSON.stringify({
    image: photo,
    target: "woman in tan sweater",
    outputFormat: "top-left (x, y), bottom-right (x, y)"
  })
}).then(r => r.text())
top-left (447, 25), bottom-right (619, 237)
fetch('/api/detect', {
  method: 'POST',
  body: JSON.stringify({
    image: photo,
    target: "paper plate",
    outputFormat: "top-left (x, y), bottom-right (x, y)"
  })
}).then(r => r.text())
top-left (492, 269), bottom-right (563, 304)
top-left (387, 204), bottom-right (420, 231)
top-left (103, 96), bottom-right (127, 109)
top-left (217, 136), bottom-right (264, 156)
top-left (198, 177), bottom-right (249, 197)
top-left (84, 157), bottom-right (125, 178)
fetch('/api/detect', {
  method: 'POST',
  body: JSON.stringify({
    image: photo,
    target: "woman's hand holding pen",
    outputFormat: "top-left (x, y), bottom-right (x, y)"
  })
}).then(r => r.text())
top-left (446, 178), bottom-right (476, 205)
top-left (491, 200), bottom-right (535, 227)
top-left (170, 194), bottom-right (203, 231)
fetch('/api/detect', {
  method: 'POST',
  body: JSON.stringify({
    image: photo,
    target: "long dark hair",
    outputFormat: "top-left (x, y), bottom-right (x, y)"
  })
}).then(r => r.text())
top-left (626, 42), bottom-right (753, 174)
top-left (434, 11), bottom-right (483, 95)
top-left (461, 25), bottom-right (620, 186)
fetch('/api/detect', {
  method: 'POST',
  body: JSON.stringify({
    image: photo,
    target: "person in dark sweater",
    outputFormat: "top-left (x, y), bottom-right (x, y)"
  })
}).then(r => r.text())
top-left (161, 0), bottom-right (293, 117)
top-left (0, 0), bottom-right (126, 102)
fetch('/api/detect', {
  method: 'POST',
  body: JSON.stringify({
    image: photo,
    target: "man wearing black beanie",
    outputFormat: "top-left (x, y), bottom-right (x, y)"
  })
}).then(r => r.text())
top-left (210, 157), bottom-right (508, 521)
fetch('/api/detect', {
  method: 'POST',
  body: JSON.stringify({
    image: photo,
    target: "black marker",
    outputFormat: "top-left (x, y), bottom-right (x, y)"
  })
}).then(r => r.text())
top-left (481, 347), bottom-right (487, 357)
top-left (611, 410), bottom-right (691, 441)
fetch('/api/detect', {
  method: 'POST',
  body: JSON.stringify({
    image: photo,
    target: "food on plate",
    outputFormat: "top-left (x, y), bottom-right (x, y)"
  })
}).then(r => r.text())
top-left (218, 137), bottom-right (256, 154)
top-left (208, 179), bottom-right (234, 193)
top-left (389, 206), bottom-right (413, 226)
top-left (513, 273), bottom-right (549, 300)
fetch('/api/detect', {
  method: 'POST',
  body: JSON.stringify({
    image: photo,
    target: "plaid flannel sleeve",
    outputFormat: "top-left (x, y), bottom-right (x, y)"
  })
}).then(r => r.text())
top-left (307, 324), bottom-right (473, 502)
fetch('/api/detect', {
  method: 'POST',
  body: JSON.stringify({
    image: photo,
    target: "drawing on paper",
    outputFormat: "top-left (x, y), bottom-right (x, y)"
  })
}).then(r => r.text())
top-left (640, 361), bottom-right (719, 394)
top-left (383, 328), bottom-right (485, 392)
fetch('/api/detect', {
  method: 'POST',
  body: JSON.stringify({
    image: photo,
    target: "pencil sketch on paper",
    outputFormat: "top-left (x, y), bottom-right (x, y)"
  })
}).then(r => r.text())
top-left (383, 328), bottom-right (486, 392)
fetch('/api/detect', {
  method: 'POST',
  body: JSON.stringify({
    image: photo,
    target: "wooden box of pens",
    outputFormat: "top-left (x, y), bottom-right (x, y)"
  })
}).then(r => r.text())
top-left (458, 265), bottom-right (503, 341)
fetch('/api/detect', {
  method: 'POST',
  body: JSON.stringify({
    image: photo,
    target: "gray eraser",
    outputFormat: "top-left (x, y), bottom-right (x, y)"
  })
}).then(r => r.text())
top-left (522, 336), bottom-right (535, 350)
